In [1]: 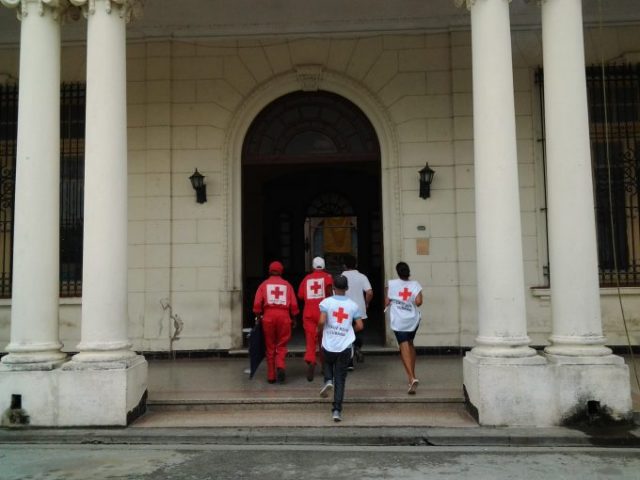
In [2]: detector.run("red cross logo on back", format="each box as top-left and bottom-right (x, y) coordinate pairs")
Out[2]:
(267, 284), (287, 305)
(333, 307), (349, 324)
(310, 281), (322, 295)
(399, 287), (412, 301)
(307, 278), (324, 299)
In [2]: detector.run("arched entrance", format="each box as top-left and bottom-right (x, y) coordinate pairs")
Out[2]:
(241, 90), (385, 344)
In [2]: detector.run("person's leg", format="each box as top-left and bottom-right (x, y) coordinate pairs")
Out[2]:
(332, 347), (352, 414)
(409, 340), (417, 376)
(320, 348), (335, 398)
(261, 314), (277, 382)
(303, 313), (319, 381)
(274, 312), (292, 382)
(398, 341), (416, 383)
(303, 316), (318, 365)
(322, 349), (335, 383)
(316, 331), (324, 365)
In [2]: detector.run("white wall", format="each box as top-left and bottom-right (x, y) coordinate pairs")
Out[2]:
(0, 24), (638, 352)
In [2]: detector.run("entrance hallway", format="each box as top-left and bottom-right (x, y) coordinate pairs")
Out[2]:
(134, 354), (640, 428)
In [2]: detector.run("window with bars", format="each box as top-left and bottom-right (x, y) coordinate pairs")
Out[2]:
(0, 83), (85, 298)
(538, 65), (640, 286)
(0, 85), (17, 298)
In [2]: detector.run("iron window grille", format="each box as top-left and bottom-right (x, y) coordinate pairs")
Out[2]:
(537, 64), (640, 286)
(0, 82), (85, 298)
(0, 84), (17, 298)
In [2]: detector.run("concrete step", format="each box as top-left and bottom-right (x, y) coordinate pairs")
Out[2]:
(135, 401), (476, 428)
(147, 390), (465, 407)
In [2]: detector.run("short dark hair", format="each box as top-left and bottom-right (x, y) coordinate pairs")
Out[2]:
(343, 254), (357, 269)
(396, 261), (410, 279)
(333, 274), (349, 291)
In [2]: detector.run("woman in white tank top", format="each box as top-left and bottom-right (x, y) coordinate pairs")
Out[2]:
(385, 261), (423, 394)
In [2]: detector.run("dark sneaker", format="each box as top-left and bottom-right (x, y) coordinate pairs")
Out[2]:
(277, 368), (286, 384)
(332, 410), (342, 422)
(306, 362), (315, 382)
(267, 379), (276, 384)
(320, 380), (333, 398)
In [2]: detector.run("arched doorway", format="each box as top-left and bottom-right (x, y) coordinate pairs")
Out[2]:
(241, 90), (385, 345)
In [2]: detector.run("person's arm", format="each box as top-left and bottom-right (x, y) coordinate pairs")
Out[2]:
(415, 291), (423, 307)
(252, 284), (264, 316)
(353, 318), (364, 332)
(317, 311), (327, 333)
(384, 286), (390, 309)
(289, 285), (300, 326)
(364, 289), (373, 309)
(325, 283), (333, 298)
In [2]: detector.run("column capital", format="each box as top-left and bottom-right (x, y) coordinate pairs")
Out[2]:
(454, 0), (513, 10)
(69, 0), (143, 22)
(1, 0), (69, 20)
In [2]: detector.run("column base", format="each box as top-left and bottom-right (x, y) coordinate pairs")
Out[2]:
(473, 335), (538, 358)
(66, 349), (138, 367)
(463, 351), (633, 426)
(463, 351), (551, 426)
(0, 355), (148, 427)
(544, 339), (612, 357)
(0, 353), (67, 371)
(545, 352), (632, 425)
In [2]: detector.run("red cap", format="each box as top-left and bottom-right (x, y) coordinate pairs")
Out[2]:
(269, 261), (284, 274)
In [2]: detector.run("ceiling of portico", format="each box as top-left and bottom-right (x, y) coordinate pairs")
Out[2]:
(0, 0), (639, 44)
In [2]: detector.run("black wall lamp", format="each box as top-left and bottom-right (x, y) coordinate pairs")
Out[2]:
(418, 163), (435, 199)
(189, 168), (207, 204)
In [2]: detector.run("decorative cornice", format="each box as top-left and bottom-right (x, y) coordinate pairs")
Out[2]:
(68, 0), (143, 22)
(1, 0), (69, 21)
(295, 64), (324, 92)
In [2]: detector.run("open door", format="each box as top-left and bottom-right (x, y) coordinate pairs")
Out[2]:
(241, 91), (385, 344)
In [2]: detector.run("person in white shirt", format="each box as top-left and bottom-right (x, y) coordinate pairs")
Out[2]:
(341, 254), (372, 368)
(317, 274), (363, 422)
(385, 261), (423, 394)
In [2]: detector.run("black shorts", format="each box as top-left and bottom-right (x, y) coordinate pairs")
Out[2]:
(393, 328), (418, 344)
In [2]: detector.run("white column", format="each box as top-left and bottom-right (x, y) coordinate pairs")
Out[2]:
(0, 0), (66, 368)
(541, 0), (610, 357)
(68, 0), (136, 363)
(469, 0), (535, 358)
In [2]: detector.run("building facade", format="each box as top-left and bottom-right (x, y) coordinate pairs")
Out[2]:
(0, 0), (638, 426)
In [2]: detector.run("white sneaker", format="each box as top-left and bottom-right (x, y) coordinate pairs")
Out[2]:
(320, 381), (333, 398)
(332, 410), (342, 422)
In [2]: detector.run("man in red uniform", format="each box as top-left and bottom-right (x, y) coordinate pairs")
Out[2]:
(253, 260), (299, 384)
(297, 256), (333, 382)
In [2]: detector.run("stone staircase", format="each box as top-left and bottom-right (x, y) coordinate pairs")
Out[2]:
(133, 355), (476, 428)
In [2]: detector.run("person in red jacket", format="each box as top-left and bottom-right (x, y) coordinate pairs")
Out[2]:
(297, 256), (333, 382)
(253, 260), (299, 384)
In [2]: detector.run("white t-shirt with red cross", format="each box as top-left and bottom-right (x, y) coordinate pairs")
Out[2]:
(319, 295), (362, 352)
(387, 279), (422, 332)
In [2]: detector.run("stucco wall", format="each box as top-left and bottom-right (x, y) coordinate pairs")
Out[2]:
(0, 25), (638, 352)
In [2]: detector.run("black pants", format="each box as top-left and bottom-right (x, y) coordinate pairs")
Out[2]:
(322, 346), (352, 413)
